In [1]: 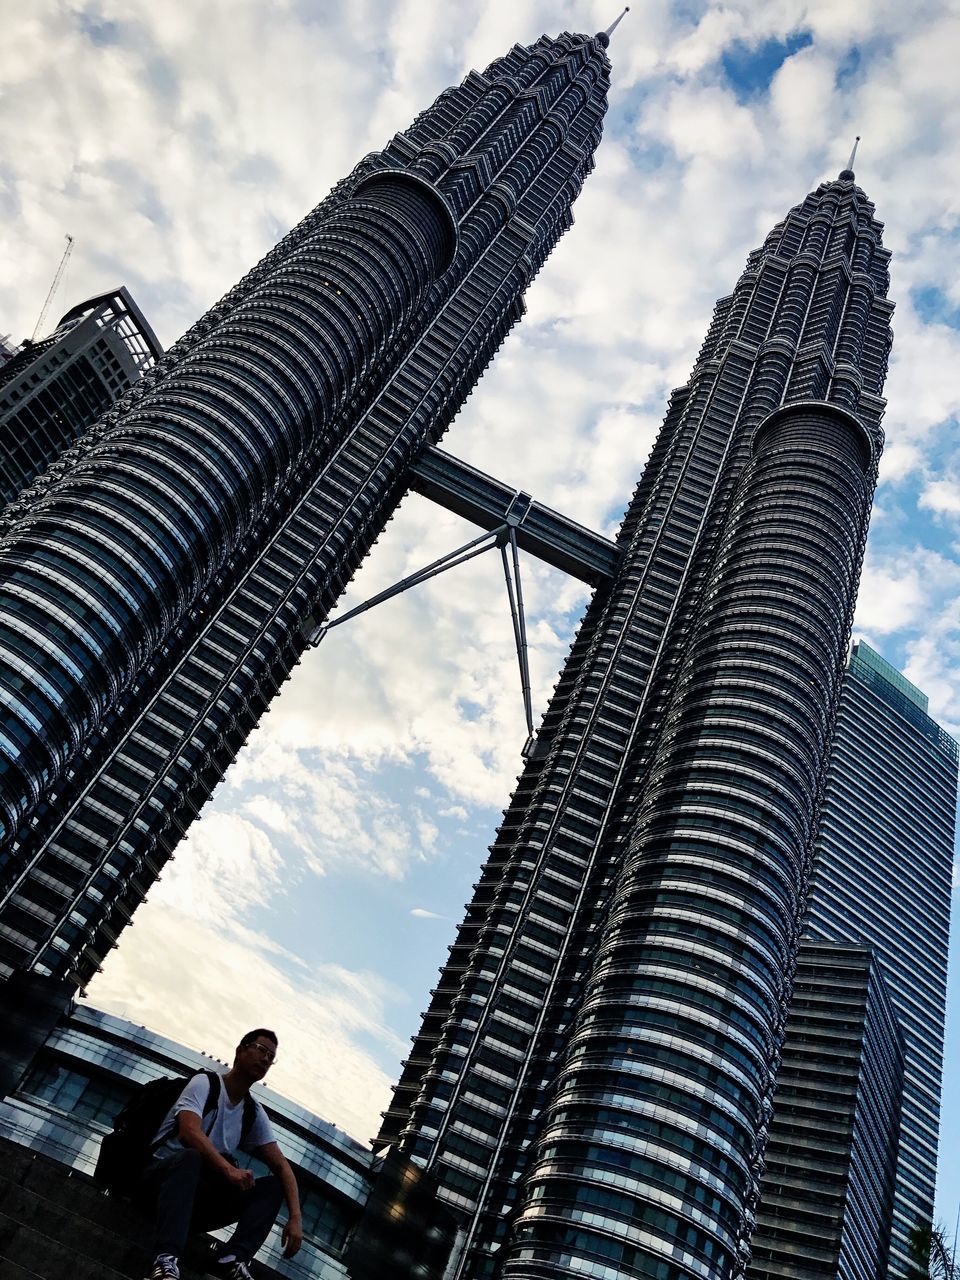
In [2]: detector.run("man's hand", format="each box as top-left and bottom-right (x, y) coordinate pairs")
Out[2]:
(223, 1164), (255, 1192)
(281, 1216), (303, 1258)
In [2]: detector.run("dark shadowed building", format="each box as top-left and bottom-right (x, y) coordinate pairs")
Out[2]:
(798, 642), (956, 1278)
(0, 289), (161, 506)
(0, 1001), (373, 1280)
(747, 940), (903, 1280)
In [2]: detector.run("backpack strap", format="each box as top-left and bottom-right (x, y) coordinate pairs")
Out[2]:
(201, 1073), (258, 1153)
(201, 1070), (221, 1127)
(240, 1094), (258, 1149)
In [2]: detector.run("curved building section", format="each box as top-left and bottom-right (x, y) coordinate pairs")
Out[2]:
(502, 401), (877, 1279)
(0, 173), (455, 847)
(0, 288), (162, 506)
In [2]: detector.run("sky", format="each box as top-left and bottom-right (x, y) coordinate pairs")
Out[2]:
(3, 0), (960, 1230)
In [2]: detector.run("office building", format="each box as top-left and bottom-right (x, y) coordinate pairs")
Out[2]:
(801, 642), (956, 1277)
(0, 1001), (374, 1280)
(0, 27), (612, 1010)
(0, 289), (162, 505)
(381, 163), (895, 1279)
(746, 940), (904, 1279)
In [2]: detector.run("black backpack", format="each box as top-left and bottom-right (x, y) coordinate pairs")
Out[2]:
(94, 1070), (256, 1193)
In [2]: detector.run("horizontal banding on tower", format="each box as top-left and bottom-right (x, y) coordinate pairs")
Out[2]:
(503, 397), (878, 1280)
(752, 399), (875, 472)
(0, 167), (459, 848)
(352, 170), (459, 276)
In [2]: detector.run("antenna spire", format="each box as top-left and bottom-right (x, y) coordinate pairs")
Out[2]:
(606, 6), (630, 35)
(597, 7), (629, 46)
(839, 135), (860, 181)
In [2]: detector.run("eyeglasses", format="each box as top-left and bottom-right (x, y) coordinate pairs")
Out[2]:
(246, 1041), (277, 1064)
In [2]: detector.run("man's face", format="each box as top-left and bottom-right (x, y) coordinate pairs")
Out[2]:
(239, 1036), (277, 1079)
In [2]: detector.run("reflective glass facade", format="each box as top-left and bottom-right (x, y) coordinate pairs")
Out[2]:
(0, 289), (162, 506)
(746, 941), (903, 1279)
(0, 1002), (373, 1279)
(800, 642), (957, 1279)
(0, 31), (612, 985)
(385, 172), (895, 1279)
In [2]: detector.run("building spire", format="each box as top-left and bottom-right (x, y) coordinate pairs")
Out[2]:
(839, 134), (860, 181)
(596, 6), (629, 47)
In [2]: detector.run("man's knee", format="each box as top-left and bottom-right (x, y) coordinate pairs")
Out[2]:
(253, 1172), (284, 1212)
(162, 1148), (204, 1179)
(171, 1148), (203, 1169)
(143, 1147), (204, 1194)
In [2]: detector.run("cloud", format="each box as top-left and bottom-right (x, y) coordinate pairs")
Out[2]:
(228, 736), (444, 879)
(410, 908), (445, 919)
(91, 806), (406, 1139)
(921, 479), (960, 519)
(438, 804), (468, 821)
(150, 811), (281, 925)
(855, 557), (926, 635)
(92, 907), (401, 1140)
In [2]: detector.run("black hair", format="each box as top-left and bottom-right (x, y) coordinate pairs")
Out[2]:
(239, 1028), (278, 1048)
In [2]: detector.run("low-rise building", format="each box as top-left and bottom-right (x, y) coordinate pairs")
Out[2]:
(0, 1002), (374, 1279)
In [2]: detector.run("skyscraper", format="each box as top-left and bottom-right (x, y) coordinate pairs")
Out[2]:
(800, 642), (956, 1278)
(0, 289), (162, 506)
(380, 165), (895, 1278)
(0, 30), (611, 1033)
(746, 939), (904, 1280)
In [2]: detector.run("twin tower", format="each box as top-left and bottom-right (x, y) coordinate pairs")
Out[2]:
(0, 22), (915, 1280)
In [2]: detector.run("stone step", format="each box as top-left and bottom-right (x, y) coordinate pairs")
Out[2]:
(0, 1166), (140, 1239)
(4, 1262), (47, 1280)
(0, 1146), (119, 1222)
(0, 1138), (268, 1280)
(0, 1207), (216, 1280)
(0, 1140), (38, 1184)
(0, 1181), (149, 1276)
(0, 1211), (134, 1280)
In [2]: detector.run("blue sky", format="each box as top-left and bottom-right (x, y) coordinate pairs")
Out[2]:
(3, 0), (960, 1230)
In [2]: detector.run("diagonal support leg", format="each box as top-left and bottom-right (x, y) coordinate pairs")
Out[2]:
(309, 493), (539, 759)
(309, 525), (506, 645)
(500, 528), (535, 755)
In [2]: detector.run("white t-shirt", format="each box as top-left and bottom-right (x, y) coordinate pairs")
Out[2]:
(152, 1073), (274, 1160)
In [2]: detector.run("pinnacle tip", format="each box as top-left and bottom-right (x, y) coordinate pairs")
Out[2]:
(840, 134), (861, 179)
(597, 6), (629, 46)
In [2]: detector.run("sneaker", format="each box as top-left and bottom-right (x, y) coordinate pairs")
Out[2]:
(213, 1260), (255, 1280)
(146, 1257), (180, 1280)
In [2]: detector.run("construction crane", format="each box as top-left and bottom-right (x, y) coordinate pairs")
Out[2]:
(30, 234), (74, 343)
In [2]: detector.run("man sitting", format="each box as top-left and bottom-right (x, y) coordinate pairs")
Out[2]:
(138, 1028), (303, 1280)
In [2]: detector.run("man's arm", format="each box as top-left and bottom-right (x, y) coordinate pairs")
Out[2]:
(177, 1111), (254, 1191)
(254, 1142), (303, 1257)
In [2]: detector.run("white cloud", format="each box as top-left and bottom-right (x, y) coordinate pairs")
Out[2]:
(855, 559), (925, 635)
(438, 804), (469, 821)
(92, 907), (400, 1140)
(921, 479), (960, 519)
(149, 811), (281, 925)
